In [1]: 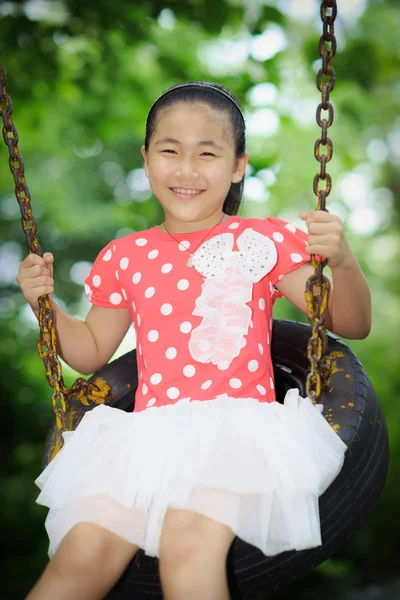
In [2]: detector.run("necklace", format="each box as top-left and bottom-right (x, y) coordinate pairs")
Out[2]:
(162, 213), (226, 267)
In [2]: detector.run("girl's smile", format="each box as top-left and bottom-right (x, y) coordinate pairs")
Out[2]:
(170, 187), (205, 199)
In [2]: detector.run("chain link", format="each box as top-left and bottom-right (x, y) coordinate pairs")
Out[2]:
(305, 0), (337, 405)
(0, 49), (106, 450)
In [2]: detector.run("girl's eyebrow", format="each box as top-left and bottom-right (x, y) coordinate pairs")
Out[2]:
(155, 137), (225, 150)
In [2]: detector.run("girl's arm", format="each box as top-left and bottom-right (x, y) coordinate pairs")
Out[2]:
(17, 252), (131, 375)
(275, 260), (371, 339)
(275, 211), (371, 340)
(33, 300), (132, 375)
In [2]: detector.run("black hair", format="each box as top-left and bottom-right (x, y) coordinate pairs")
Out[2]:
(144, 81), (246, 216)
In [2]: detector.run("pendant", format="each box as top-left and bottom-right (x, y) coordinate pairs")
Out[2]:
(186, 254), (193, 267)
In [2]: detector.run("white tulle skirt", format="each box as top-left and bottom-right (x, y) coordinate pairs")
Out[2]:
(35, 390), (347, 559)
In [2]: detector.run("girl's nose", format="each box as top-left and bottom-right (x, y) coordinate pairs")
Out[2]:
(175, 159), (200, 179)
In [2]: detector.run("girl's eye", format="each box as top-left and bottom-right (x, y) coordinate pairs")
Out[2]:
(160, 150), (215, 157)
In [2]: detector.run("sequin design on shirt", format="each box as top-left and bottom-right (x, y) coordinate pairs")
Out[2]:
(189, 228), (277, 369)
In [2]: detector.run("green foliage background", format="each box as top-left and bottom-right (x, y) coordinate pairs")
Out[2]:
(1, 1), (399, 598)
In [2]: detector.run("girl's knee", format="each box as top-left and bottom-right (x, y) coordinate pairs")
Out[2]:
(159, 510), (235, 571)
(50, 522), (140, 580)
(160, 510), (202, 567)
(159, 532), (202, 572)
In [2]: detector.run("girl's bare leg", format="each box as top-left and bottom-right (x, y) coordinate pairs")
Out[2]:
(159, 508), (236, 600)
(26, 522), (140, 600)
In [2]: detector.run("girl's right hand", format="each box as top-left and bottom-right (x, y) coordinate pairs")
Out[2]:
(16, 252), (55, 310)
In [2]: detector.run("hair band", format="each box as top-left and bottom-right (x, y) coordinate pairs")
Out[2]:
(148, 82), (245, 125)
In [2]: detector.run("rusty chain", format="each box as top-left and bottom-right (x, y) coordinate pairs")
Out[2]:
(305, 0), (337, 404)
(0, 48), (101, 450)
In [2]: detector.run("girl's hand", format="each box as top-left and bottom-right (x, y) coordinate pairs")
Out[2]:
(300, 210), (353, 269)
(16, 252), (54, 310)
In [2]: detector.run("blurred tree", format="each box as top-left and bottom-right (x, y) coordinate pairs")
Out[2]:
(1, 0), (399, 598)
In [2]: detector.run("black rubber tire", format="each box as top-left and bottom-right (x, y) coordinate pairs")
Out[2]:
(41, 320), (389, 599)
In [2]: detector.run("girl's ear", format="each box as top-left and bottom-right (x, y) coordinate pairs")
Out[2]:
(232, 152), (249, 184)
(141, 146), (149, 177)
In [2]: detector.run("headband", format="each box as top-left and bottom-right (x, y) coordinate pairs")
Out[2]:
(148, 82), (245, 126)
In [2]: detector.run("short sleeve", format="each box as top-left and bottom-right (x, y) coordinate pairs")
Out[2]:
(265, 217), (311, 296)
(84, 240), (128, 308)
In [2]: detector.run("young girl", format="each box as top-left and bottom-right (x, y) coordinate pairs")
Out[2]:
(17, 81), (371, 600)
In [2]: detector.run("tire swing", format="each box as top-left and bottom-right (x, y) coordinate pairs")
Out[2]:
(0, 2), (389, 599)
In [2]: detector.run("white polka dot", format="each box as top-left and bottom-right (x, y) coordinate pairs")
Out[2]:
(229, 378), (242, 389)
(249, 319), (253, 328)
(178, 241), (190, 251)
(139, 371), (143, 379)
(167, 387), (180, 400)
(121, 288), (127, 300)
(257, 384), (267, 395)
(285, 224), (296, 233)
(144, 358), (148, 369)
(148, 330), (159, 342)
(120, 257), (129, 270)
(147, 398), (156, 407)
(242, 337), (247, 348)
(183, 365), (196, 377)
(132, 272), (142, 284)
(273, 232), (284, 243)
(102, 249), (112, 261)
(92, 275), (101, 287)
(201, 380), (212, 390)
(135, 238), (148, 246)
(150, 373), (162, 384)
(115, 270), (119, 281)
(291, 253), (303, 263)
(218, 361), (230, 371)
(270, 377), (275, 389)
(161, 303), (173, 315)
(113, 244), (116, 252)
(199, 340), (211, 351)
(148, 249), (159, 259)
(137, 314), (141, 326)
(248, 360), (259, 372)
(258, 298), (265, 310)
(258, 343), (264, 355)
(177, 279), (189, 291)
(269, 281), (274, 294)
(110, 293), (122, 305)
(138, 343), (142, 355)
(228, 222), (240, 229)
(161, 263), (173, 274)
(145, 286), (155, 298)
(267, 333), (270, 345)
(84, 283), (91, 295)
(132, 300), (136, 312)
(180, 321), (192, 334)
(142, 383), (148, 395)
(278, 274), (284, 281)
(166, 347), (177, 359)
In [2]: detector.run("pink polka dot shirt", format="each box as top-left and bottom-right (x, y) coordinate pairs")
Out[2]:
(84, 216), (311, 412)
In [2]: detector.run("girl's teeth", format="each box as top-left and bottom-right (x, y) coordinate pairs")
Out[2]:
(173, 189), (202, 195)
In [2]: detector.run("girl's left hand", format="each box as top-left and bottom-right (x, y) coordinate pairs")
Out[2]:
(299, 210), (352, 269)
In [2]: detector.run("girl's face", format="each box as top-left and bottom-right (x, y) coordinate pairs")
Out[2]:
(141, 103), (248, 233)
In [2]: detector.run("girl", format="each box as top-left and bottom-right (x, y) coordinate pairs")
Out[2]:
(17, 81), (371, 600)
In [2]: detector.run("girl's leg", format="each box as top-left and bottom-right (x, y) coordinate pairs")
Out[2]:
(26, 522), (140, 600)
(159, 508), (236, 600)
